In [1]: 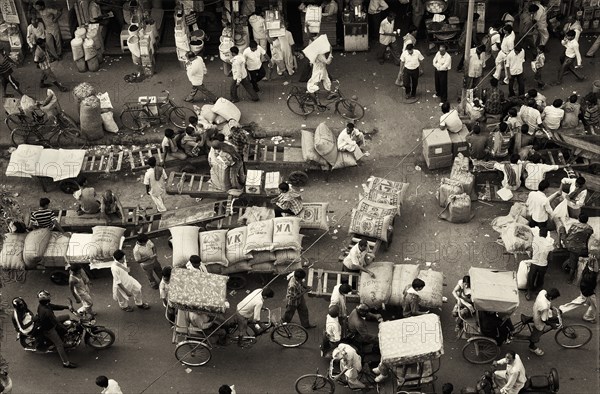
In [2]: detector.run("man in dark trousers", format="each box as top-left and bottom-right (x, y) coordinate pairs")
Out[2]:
(282, 269), (316, 329)
(0, 50), (23, 97)
(37, 290), (77, 368)
(560, 214), (594, 283)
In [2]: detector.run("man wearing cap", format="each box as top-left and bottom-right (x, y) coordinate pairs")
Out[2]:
(36, 290), (77, 368)
(184, 51), (217, 103)
(347, 304), (383, 348)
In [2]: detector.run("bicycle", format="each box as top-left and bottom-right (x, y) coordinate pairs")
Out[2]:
(295, 358), (377, 393)
(119, 89), (195, 131)
(174, 307), (308, 367)
(286, 80), (365, 121)
(10, 107), (83, 148)
(462, 308), (593, 364)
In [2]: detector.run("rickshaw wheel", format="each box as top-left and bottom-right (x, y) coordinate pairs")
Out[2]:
(294, 374), (334, 394)
(462, 337), (500, 364)
(227, 274), (247, 290)
(175, 340), (212, 367)
(59, 179), (81, 194)
(288, 171), (309, 187)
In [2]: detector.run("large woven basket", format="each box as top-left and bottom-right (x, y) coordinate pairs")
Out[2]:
(425, 0), (448, 14)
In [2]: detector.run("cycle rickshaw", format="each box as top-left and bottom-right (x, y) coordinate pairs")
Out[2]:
(459, 267), (593, 365)
(295, 314), (443, 394)
(166, 268), (308, 367)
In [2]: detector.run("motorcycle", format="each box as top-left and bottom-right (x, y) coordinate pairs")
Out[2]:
(17, 299), (115, 352)
(462, 368), (559, 394)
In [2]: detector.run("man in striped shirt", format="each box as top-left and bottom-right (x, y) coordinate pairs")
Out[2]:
(0, 50), (23, 97)
(33, 38), (68, 92)
(29, 197), (63, 232)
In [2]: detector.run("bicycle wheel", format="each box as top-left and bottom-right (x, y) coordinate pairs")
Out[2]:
(57, 128), (87, 148)
(335, 98), (365, 121)
(271, 323), (308, 348)
(120, 109), (145, 131)
(554, 324), (592, 348)
(57, 112), (79, 130)
(462, 337), (500, 364)
(287, 94), (315, 116)
(11, 127), (41, 147)
(174, 340), (212, 367)
(5, 114), (25, 131)
(168, 106), (195, 129)
(295, 374), (334, 394)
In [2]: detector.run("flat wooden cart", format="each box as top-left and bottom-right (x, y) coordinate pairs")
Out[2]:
(165, 171), (273, 201)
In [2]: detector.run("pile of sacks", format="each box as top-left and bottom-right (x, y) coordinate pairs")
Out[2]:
(300, 123), (359, 170)
(194, 97), (241, 134)
(73, 82), (118, 138)
(437, 154), (476, 223)
(170, 217), (304, 275)
(351, 176), (410, 244)
(239, 203), (330, 232)
(0, 226), (124, 270)
(359, 261), (444, 310)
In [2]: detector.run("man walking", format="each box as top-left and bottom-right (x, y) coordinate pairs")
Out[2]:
(95, 376), (123, 394)
(282, 269), (317, 329)
(184, 52), (217, 103)
(433, 44), (451, 102)
(559, 214), (594, 283)
(69, 265), (95, 315)
(525, 227), (554, 301)
(0, 50), (23, 97)
(493, 25), (515, 85)
(34, 38), (68, 92)
(505, 46), (525, 97)
(143, 157), (168, 212)
(111, 249), (150, 312)
(559, 257), (598, 323)
(397, 44), (424, 99)
(34, 0), (62, 58)
(554, 30), (584, 85)
(529, 3), (549, 47)
(133, 233), (163, 289)
(526, 180), (553, 229)
(368, 0), (389, 42)
(243, 40), (266, 92)
(466, 45), (485, 89)
(376, 12), (396, 65)
(229, 46), (259, 103)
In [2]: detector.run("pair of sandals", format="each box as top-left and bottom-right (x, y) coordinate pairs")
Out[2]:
(121, 303), (150, 312)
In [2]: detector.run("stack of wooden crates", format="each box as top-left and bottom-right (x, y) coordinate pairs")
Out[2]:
(422, 126), (470, 170)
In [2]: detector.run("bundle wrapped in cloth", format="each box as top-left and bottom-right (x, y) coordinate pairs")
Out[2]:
(379, 314), (444, 365)
(168, 268), (229, 313)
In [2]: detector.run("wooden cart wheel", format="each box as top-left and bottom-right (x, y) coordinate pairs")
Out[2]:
(288, 171), (309, 187)
(59, 179), (80, 194)
(227, 274), (247, 290)
(50, 270), (69, 285)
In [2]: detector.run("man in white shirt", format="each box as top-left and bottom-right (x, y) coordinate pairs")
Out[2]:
(526, 227), (554, 301)
(321, 305), (342, 356)
(526, 179), (553, 229)
(433, 44), (451, 102)
(397, 44), (424, 99)
(368, 0), (389, 42)
(332, 343), (365, 389)
(337, 122), (367, 161)
(184, 52), (217, 103)
(243, 40), (266, 92)
(96, 375), (123, 394)
(524, 154), (559, 191)
(376, 12), (396, 65)
(493, 154), (523, 191)
(248, 9), (267, 49)
(440, 102), (463, 133)
(493, 25), (515, 84)
(518, 99), (543, 131)
(505, 46), (525, 97)
(235, 287), (274, 338)
(553, 176), (588, 221)
(542, 99), (565, 130)
(229, 46), (259, 103)
(143, 157), (168, 212)
(329, 283), (352, 318)
(529, 3), (549, 46)
(186, 255), (208, 272)
(343, 239), (375, 277)
(529, 288), (560, 355)
(466, 45), (485, 89)
(492, 351), (527, 394)
(555, 30), (584, 85)
(111, 250), (150, 312)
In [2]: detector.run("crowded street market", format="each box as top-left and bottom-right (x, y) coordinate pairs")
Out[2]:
(0, 0), (599, 393)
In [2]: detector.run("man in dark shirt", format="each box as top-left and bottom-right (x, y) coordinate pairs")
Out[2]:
(37, 290), (77, 368)
(347, 304), (382, 347)
(228, 126), (249, 159)
(559, 257), (598, 323)
(466, 125), (489, 160)
(559, 214), (594, 283)
(483, 78), (505, 116)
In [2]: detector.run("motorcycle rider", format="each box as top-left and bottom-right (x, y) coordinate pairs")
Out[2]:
(36, 290), (77, 368)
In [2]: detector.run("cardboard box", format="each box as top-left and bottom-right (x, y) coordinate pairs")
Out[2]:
(449, 125), (469, 157)
(245, 170), (263, 194)
(265, 172), (281, 196)
(422, 128), (452, 160)
(424, 153), (453, 170)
